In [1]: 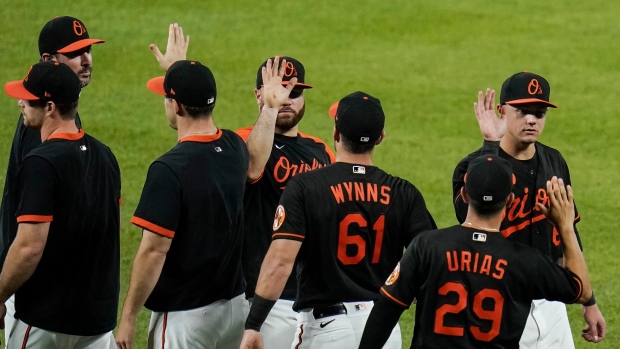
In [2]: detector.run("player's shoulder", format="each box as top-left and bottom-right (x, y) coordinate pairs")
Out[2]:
(234, 126), (253, 141)
(535, 142), (566, 162)
(297, 131), (328, 146)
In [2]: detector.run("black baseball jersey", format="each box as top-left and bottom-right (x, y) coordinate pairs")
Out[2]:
(132, 130), (249, 312)
(453, 141), (581, 262)
(379, 225), (583, 348)
(0, 114), (82, 271)
(236, 127), (335, 300)
(14, 129), (120, 336)
(273, 162), (436, 311)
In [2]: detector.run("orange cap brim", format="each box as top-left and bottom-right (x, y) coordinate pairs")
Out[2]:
(285, 82), (313, 89)
(146, 76), (166, 96)
(506, 98), (557, 108)
(328, 101), (339, 119)
(57, 39), (105, 53)
(4, 81), (39, 100)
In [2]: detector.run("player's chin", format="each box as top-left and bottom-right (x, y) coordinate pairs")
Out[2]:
(79, 76), (92, 88)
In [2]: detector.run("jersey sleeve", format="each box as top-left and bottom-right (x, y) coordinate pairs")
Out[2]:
(379, 240), (421, 308)
(15, 156), (57, 223)
(528, 251), (584, 304)
(272, 177), (306, 242)
(131, 162), (181, 238)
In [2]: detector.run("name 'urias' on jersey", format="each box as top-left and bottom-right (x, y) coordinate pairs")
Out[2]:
(273, 162), (435, 311)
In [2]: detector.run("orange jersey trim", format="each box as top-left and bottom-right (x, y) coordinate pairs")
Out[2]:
(47, 129), (84, 141)
(235, 126), (253, 141)
(380, 287), (408, 307)
(179, 129), (222, 143)
(272, 232), (305, 240)
(17, 215), (53, 223)
(570, 276), (584, 304)
(131, 216), (175, 238)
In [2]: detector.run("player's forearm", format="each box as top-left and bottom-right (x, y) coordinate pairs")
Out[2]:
(246, 107), (279, 181)
(254, 259), (292, 301)
(120, 244), (167, 320)
(559, 223), (592, 303)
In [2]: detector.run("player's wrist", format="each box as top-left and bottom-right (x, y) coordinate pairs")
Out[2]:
(245, 294), (276, 332)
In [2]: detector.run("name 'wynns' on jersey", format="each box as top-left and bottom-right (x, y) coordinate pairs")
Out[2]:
(273, 162), (435, 311)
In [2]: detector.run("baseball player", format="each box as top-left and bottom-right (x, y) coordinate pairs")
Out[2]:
(115, 59), (249, 349)
(0, 16), (104, 342)
(452, 73), (605, 346)
(0, 61), (121, 348)
(236, 56), (335, 349)
(360, 156), (593, 349)
(240, 91), (436, 349)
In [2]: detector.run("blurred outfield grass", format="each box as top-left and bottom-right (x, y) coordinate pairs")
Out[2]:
(0, 0), (618, 348)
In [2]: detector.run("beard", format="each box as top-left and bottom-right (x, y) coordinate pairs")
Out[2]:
(77, 67), (92, 88)
(275, 104), (305, 132)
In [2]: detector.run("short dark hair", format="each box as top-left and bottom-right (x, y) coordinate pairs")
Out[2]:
(27, 99), (78, 120)
(180, 103), (215, 119)
(340, 132), (376, 154)
(469, 197), (509, 219)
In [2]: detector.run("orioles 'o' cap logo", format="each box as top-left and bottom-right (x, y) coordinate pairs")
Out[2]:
(527, 79), (542, 95)
(385, 262), (401, 286)
(73, 20), (86, 36)
(284, 61), (297, 78)
(273, 205), (286, 231)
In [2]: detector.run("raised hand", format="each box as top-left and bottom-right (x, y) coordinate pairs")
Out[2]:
(150, 23), (189, 71)
(474, 89), (506, 141)
(536, 176), (575, 229)
(260, 56), (297, 109)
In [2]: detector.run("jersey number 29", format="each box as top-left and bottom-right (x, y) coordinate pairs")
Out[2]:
(434, 282), (504, 342)
(337, 213), (385, 265)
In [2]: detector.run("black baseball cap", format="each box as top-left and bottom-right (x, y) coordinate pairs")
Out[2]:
(328, 91), (385, 144)
(256, 56), (313, 90)
(38, 16), (105, 56)
(465, 155), (514, 206)
(147, 60), (217, 108)
(500, 71), (557, 108)
(4, 61), (81, 103)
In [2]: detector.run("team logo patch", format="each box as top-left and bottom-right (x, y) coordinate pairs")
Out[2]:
(472, 232), (487, 242)
(385, 262), (400, 286)
(353, 165), (366, 174)
(273, 205), (286, 231)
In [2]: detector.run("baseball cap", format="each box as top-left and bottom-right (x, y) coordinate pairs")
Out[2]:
(500, 71), (557, 108)
(147, 60), (216, 108)
(465, 155), (514, 206)
(4, 61), (81, 103)
(256, 56), (313, 89)
(39, 16), (105, 56)
(328, 91), (385, 144)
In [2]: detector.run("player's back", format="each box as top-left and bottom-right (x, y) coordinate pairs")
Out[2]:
(277, 162), (434, 311)
(400, 225), (582, 348)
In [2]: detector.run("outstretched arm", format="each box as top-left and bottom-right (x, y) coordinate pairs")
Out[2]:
(245, 57), (297, 181)
(150, 23), (189, 71)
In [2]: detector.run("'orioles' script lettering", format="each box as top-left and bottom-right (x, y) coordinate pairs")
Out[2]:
(329, 182), (391, 205)
(446, 250), (507, 280)
(273, 157), (328, 184)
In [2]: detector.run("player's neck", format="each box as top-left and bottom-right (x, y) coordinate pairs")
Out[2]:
(275, 125), (298, 137)
(336, 152), (373, 166)
(500, 137), (536, 160)
(41, 119), (79, 142)
(177, 119), (218, 141)
(462, 212), (502, 233)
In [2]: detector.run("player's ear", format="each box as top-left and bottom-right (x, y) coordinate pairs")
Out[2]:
(497, 103), (504, 115)
(45, 101), (56, 117)
(41, 53), (53, 62)
(375, 130), (386, 145)
(333, 126), (340, 142)
(254, 88), (262, 106)
(460, 187), (469, 204)
(172, 99), (182, 116)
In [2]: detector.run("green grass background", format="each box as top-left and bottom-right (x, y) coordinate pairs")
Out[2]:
(0, 0), (617, 347)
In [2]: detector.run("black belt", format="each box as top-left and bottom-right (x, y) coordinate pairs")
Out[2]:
(313, 303), (347, 319)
